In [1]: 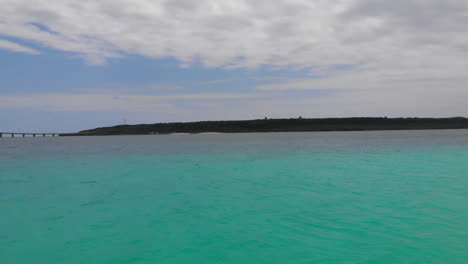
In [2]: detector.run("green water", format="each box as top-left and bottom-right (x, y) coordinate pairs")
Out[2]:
(1, 131), (467, 263)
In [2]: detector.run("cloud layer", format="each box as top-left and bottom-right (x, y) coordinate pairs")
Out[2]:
(0, 0), (466, 69)
(0, 39), (40, 54)
(0, 92), (258, 112)
(1, 0), (468, 126)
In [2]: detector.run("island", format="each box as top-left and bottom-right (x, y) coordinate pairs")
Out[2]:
(63, 117), (468, 136)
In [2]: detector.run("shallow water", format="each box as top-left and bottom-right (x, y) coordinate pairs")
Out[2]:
(1, 130), (468, 263)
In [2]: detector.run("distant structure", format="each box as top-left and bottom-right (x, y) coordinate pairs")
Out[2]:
(0, 132), (62, 138)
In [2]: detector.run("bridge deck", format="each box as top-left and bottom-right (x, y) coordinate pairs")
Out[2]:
(0, 132), (67, 137)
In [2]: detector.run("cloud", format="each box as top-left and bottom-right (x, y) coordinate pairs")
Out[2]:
(0, 0), (465, 70)
(0, 39), (40, 54)
(0, 92), (259, 112)
(253, 60), (468, 117)
(1, 1), (468, 119)
(80, 83), (185, 95)
(2, 82), (467, 120)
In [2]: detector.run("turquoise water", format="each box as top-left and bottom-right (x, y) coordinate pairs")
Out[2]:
(1, 130), (467, 263)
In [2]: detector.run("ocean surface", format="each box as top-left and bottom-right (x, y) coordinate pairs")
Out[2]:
(1, 130), (467, 264)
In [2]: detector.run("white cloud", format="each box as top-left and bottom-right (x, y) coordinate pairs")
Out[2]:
(2, 84), (467, 120)
(0, 0), (466, 70)
(0, 92), (259, 112)
(0, 39), (40, 54)
(79, 83), (185, 95)
(1, 1), (468, 118)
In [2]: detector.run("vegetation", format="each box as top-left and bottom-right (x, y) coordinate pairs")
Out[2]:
(65, 117), (468, 136)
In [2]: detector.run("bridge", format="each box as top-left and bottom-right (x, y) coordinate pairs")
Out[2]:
(0, 132), (64, 138)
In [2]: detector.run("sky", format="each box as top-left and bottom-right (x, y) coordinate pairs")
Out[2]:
(1, 0), (468, 132)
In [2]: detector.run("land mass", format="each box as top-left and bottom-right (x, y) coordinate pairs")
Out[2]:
(66, 117), (468, 136)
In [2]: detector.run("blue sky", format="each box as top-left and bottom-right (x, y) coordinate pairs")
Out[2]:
(1, 0), (468, 132)
(0, 45), (338, 132)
